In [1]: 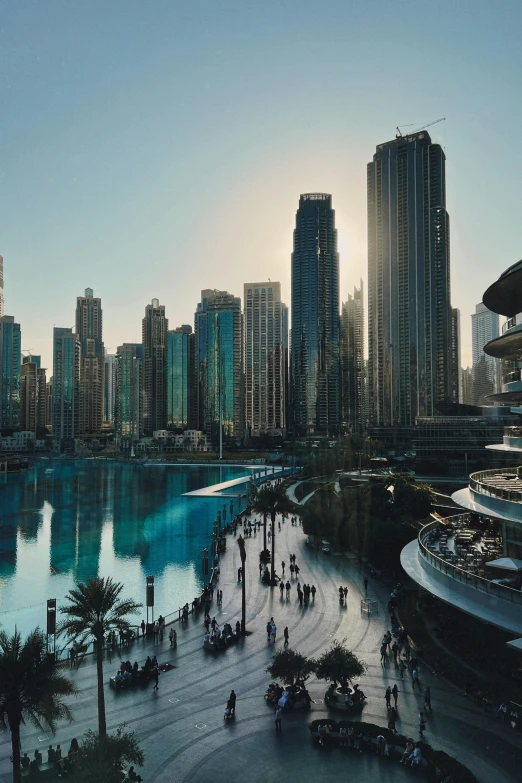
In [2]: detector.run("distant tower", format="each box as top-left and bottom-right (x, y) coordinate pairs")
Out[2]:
(471, 303), (500, 405)
(291, 194), (340, 436)
(20, 355), (47, 432)
(142, 299), (168, 435)
(167, 325), (195, 430)
(0, 255), (4, 318)
(244, 282), (287, 437)
(76, 288), (104, 434)
(52, 327), (81, 449)
(341, 281), (365, 433)
(368, 131), (453, 425)
(0, 315), (21, 429)
(104, 352), (117, 424)
(450, 308), (461, 404)
(115, 343), (144, 441)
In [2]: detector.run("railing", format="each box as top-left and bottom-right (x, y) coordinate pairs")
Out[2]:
(469, 468), (522, 502)
(503, 370), (522, 385)
(503, 316), (517, 334)
(418, 518), (522, 605)
(504, 426), (522, 438)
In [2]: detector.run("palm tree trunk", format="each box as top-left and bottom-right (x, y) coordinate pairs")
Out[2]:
(96, 636), (107, 736)
(263, 513), (267, 552)
(241, 555), (246, 634)
(10, 720), (22, 783)
(270, 512), (276, 584)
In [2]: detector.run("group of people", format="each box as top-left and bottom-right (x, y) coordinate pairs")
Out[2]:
(297, 582), (315, 605)
(266, 617), (277, 642)
(114, 655), (160, 689)
(21, 738), (80, 777)
(204, 618), (241, 649)
(338, 585), (349, 604)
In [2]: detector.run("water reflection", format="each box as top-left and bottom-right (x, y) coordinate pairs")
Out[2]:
(0, 461), (249, 635)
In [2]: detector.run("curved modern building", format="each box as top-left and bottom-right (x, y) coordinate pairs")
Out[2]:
(401, 261), (522, 636)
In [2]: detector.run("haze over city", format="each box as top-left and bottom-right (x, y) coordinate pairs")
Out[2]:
(1, 0), (522, 369)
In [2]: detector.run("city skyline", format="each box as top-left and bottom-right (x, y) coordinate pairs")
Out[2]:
(1, 2), (521, 371)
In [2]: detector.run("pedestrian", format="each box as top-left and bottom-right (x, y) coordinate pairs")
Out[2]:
(279, 581), (284, 597)
(295, 565), (300, 577)
(281, 560), (285, 575)
(392, 683), (398, 707)
(385, 686), (392, 709)
(169, 627), (177, 648)
(271, 621), (277, 643)
(284, 627), (289, 647)
(380, 643), (387, 664)
(388, 711), (397, 734)
(286, 580), (291, 596)
(267, 620), (272, 642)
(290, 563), (295, 576)
(423, 686), (432, 712)
(275, 707), (282, 732)
(153, 621), (159, 644)
(259, 562), (263, 576)
(343, 586), (348, 600)
(412, 668), (420, 691)
(418, 711), (426, 737)
(399, 660), (406, 681)
(392, 641), (398, 663)
(298, 590), (303, 606)
(158, 615), (164, 641)
(152, 667), (159, 692)
(140, 619), (145, 637)
(363, 577), (368, 593)
(229, 690), (236, 715)
(311, 585), (316, 600)
(211, 616), (217, 631)
(238, 566), (242, 582)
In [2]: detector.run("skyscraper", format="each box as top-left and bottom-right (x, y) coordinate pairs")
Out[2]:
(291, 194), (340, 436)
(115, 343), (144, 441)
(20, 355), (47, 432)
(194, 290), (244, 445)
(471, 302), (500, 405)
(104, 352), (117, 424)
(142, 299), (168, 435)
(244, 282), (287, 437)
(367, 131), (452, 425)
(52, 327), (80, 448)
(0, 315), (21, 429)
(76, 288), (104, 434)
(450, 308), (461, 404)
(167, 325), (194, 430)
(341, 281), (365, 433)
(0, 255), (4, 318)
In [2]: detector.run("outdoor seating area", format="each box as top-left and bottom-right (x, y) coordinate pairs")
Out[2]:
(470, 469), (522, 502)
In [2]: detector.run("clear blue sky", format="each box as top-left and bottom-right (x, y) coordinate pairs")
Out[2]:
(1, 0), (521, 369)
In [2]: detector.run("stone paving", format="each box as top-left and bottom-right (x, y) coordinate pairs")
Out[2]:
(0, 490), (521, 782)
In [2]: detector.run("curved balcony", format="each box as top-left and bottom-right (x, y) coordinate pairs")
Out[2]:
(401, 517), (522, 634)
(484, 321), (522, 359)
(452, 468), (522, 521)
(482, 259), (522, 317)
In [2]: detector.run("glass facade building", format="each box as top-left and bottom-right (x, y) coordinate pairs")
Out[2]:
(368, 131), (453, 426)
(52, 327), (80, 448)
(471, 303), (500, 405)
(341, 281), (365, 433)
(142, 299), (168, 435)
(195, 290), (244, 446)
(244, 282), (287, 437)
(290, 194), (340, 436)
(20, 355), (47, 432)
(115, 343), (144, 441)
(76, 288), (104, 434)
(167, 325), (194, 430)
(0, 315), (21, 430)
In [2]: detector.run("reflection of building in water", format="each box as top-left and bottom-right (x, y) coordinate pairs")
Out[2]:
(112, 466), (150, 562)
(0, 476), (18, 571)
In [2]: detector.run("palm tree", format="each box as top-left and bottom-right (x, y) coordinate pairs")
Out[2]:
(58, 577), (142, 736)
(0, 629), (77, 783)
(252, 485), (295, 584)
(237, 535), (247, 635)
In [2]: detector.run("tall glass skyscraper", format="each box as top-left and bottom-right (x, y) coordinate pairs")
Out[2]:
(367, 131), (453, 426)
(104, 352), (116, 424)
(76, 288), (104, 434)
(0, 255), (4, 318)
(167, 325), (194, 429)
(52, 327), (80, 448)
(291, 194), (340, 436)
(471, 303), (500, 404)
(341, 281), (365, 433)
(244, 282), (287, 437)
(142, 299), (168, 435)
(115, 343), (144, 441)
(0, 315), (21, 429)
(195, 290), (244, 445)
(20, 355), (47, 432)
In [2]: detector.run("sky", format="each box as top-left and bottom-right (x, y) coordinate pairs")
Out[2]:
(1, 0), (521, 370)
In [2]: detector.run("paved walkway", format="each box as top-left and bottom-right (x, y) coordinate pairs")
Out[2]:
(0, 491), (521, 783)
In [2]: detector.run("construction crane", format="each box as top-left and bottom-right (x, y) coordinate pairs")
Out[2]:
(396, 117), (445, 138)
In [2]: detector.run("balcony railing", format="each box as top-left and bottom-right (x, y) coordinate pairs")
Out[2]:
(503, 316), (517, 334)
(418, 518), (522, 605)
(469, 468), (522, 502)
(503, 369), (522, 385)
(504, 426), (522, 438)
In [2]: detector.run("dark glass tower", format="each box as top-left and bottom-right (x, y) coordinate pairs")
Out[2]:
(367, 131), (452, 426)
(167, 325), (195, 429)
(142, 299), (168, 435)
(291, 194), (340, 435)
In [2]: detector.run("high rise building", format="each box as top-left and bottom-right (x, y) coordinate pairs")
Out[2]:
(142, 299), (168, 435)
(461, 366), (473, 406)
(0, 254), (4, 318)
(341, 281), (365, 433)
(46, 377), (53, 427)
(368, 131), (453, 426)
(290, 194), (340, 436)
(20, 355), (47, 432)
(104, 352), (117, 424)
(450, 308), (461, 404)
(167, 325), (194, 430)
(0, 315), (21, 429)
(194, 289), (244, 445)
(52, 327), (81, 448)
(244, 282), (287, 437)
(471, 302), (500, 405)
(76, 288), (104, 434)
(115, 343), (144, 441)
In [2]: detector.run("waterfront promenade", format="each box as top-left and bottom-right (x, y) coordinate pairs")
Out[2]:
(0, 495), (521, 782)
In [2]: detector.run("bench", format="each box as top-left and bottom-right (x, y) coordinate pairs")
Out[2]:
(21, 761), (57, 779)
(308, 725), (427, 770)
(203, 633), (239, 652)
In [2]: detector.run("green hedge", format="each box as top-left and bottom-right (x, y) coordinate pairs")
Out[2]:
(308, 719), (478, 782)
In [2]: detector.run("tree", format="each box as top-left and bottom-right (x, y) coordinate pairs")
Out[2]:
(252, 485), (295, 583)
(58, 577), (142, 736)
(266, 649), (315, 688)
(0, 629), (77, 783)
(314, 639), (366, 693)
(237, 535), (247, 635)
(69, 725), (144, 783)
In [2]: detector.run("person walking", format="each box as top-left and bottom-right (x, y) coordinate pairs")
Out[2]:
(423, 686), (432, 712)
(343, 586), (348, 601)
(418, 711), (426, 737)
(412, 668), (421, 691)
(281, 560), (285, 576)
(363, 577), (368, 594)
(238, 566), (242, 582)
(295, 565), (300, 577)
(311, 585), (316, 600)
(279, 581), (284, 597)
(380, 643), (387, 665)
(229, 690), (236, 715)
(283, 627), (289, 647)
(271, 621), (277, 643)
(169, 627), (177, 648)
(259, 562), (263, 576)
(399, 660), (406, 681)
(153, 621), (160, 644)
(275, 707), (282, 732)
(140, 619), (146, 637)
(392, 683), (399, 708)
(267, 620), (272, 642)
(391, 640), (398, 663)
(385, 686), (392, 709)
(152, 666), (159, 692)
(285, 580), (291, 597)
